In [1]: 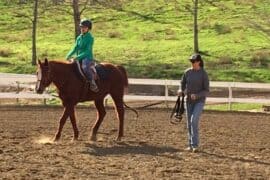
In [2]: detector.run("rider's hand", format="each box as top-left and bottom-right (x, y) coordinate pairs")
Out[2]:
(68, 58), (74, 63)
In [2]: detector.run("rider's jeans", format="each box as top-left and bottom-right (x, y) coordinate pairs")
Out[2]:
(186, 101), (205, 148)
(82, 58), (93, 81)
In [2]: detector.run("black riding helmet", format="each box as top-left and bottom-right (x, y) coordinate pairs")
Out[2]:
(189, 53), (202, 61)
(80, 19), (92, 30)
(189, 53), (204, 68)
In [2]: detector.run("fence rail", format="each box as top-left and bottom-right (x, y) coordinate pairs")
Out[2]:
(1, 73), (270, 108)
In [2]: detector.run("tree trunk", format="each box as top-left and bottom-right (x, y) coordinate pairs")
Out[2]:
(32, 0), (38, 65)
(72, 0), (81, 39)
(193, 0), (199, 53)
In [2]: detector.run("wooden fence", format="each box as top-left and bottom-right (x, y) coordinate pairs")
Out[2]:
(1, 73), (270, 108)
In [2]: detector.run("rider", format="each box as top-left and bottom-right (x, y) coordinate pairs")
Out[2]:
(66, 18), (99, 92)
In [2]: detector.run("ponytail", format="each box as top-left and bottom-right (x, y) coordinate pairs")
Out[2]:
(199, 59), (204, 68)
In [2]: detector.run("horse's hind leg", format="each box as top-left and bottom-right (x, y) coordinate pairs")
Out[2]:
(91, 98), (106, 141)
(111, 94), (124, 141)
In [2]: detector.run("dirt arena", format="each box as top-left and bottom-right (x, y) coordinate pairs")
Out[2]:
(0, 105), (269, 179)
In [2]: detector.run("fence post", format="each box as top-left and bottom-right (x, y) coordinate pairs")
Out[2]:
(228, 83), (232, 110)
(165, 79), (168, 107)
(16, 81), (20, 104)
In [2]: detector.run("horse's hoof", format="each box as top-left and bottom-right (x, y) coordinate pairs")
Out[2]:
(90, 136), (97, 141)
(53, 134), (61, 142)
(53, 137), (59, 142)
(72, 137), (79, 142)
(116, 137), (122, 141)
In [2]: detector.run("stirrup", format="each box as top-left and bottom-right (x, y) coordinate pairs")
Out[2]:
(89, 81), (99, 92)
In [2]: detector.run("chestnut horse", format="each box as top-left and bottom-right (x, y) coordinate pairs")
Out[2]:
(36, 58), (132, 141)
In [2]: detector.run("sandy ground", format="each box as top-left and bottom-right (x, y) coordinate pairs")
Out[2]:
(0, 106), (270, 180)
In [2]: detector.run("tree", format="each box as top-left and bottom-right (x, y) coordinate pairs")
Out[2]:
(72, 0), (81, 38)
(193, 0), (199, 53)
(54, 0), (126, 39)
(13, 0), (39, 65)
(13, 0), (52, 65)
(53, 0), (90, 38)
(32, 0), (38, 65)
(172, 0), (200, 53)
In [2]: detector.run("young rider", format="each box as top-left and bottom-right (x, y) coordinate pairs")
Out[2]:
(66, 19), (98, 92)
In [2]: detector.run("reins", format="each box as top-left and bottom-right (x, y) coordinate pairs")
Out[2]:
(170, 93), (185, 124)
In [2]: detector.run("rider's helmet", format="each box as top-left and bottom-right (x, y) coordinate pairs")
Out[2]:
(189, 53), (202, 61)
(80, 19), (92, 30)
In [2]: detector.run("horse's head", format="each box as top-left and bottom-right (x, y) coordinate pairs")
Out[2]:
(35, 58), (52, 94)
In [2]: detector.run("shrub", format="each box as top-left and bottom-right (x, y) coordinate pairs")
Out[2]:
(142, 32), (158, 41)
(214, 23), (232, 34)
(218, 56), (233, 65)
(108, 31), (122, 38)
(0, 48), (12, 57)
(250, 50), (270, 67)
(164, 29), (178, 40)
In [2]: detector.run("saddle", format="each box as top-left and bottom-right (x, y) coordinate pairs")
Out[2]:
(73, 61), (109, 81)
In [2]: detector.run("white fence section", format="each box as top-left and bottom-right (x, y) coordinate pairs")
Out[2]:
(1, 73), (270, 107)
(0, 73), (54, 103)
(125, 79), (270, 107)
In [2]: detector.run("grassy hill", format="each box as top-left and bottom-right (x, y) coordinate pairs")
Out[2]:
(0, 0), (269, 82)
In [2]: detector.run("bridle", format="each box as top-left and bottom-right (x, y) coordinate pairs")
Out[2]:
(36, 64), (51, 92)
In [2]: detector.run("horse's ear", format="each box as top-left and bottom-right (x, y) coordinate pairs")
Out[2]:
(44, 58), (48, 66)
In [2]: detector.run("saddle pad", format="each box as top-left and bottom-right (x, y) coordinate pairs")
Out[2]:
(73, 62), (109, 81)
(95, 64), (109, 80)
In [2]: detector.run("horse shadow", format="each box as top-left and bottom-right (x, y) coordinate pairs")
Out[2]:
(83, 141), (181, 160)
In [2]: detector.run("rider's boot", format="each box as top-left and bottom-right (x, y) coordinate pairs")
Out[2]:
(89, 80), (99, 92)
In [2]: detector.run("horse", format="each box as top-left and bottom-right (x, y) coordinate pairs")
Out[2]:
(35, 58), (135, 142)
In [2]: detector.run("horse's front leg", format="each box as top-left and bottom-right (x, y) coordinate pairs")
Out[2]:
(53, 105), (77, 141)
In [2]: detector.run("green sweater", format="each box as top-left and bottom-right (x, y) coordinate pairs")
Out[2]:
(66, 32), (94, 61)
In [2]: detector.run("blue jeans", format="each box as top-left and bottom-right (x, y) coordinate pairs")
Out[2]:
(186, 101), (205, 148)
(82, 59), (94, 81)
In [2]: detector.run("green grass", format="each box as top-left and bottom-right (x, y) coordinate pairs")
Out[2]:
(0, 0), (270, 82)
(205, 103), (263, 112)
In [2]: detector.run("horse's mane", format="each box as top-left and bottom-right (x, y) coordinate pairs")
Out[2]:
(47, 60), (74, 79)
(49, 60), (70, 65)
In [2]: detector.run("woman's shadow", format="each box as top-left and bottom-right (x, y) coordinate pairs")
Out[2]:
(83, 141), (181, 160)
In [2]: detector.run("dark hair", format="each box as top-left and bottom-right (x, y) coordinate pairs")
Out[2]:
(199, 59), (204, 68)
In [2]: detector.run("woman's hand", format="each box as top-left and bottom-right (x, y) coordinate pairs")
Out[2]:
(190, 94), (197, 100)
(177, 90), (184, 96)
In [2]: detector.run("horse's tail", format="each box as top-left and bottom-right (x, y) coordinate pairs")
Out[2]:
(116, 65), (128, 92)
(116, 65), (138, 118)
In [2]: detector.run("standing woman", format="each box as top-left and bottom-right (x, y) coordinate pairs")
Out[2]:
(66, 19), (99, 92)
(178, 54), (209, 152)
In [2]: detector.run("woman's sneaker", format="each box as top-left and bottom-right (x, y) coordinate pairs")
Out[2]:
(185, 147), (192, 152)
(192, 147), (199, 153)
